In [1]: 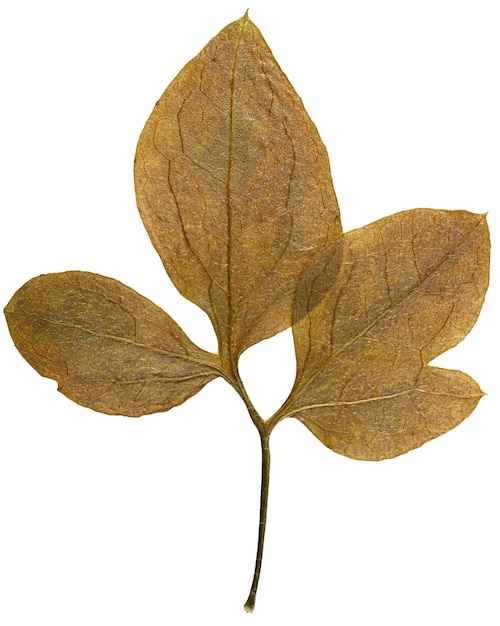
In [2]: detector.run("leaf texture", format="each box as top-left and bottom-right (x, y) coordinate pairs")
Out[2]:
(134, 14), (342, 363)
(280, 209), (489, 460)
(5, 272), (220, 416)
(2, 13), (491, 611)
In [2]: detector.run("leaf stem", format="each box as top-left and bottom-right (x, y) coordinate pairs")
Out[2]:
(226, 368), (273, 611)
(244, 428), (271, 613)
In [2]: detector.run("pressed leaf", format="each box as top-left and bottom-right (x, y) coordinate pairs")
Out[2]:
(134, 13), (341, 364)
(5, 271), (220, 416)
(278, 209), (489, 460)
(3, 13), (491, 613)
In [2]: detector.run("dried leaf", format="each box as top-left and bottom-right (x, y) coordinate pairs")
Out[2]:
(3, 13), (491, 613)
(134, 13), (341, 364)
(5, 272), (221, 416)
(277, 209), (489, 460)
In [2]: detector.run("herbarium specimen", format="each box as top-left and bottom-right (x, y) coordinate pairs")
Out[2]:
(4, 13), (490, 611)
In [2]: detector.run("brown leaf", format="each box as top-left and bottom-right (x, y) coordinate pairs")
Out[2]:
(5, 272), (221, 416)
(278, 209), (489, 460)
(134, 13), (341, 364)
(3, 12), (492, 612)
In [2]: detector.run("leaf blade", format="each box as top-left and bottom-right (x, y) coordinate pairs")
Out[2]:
(281, 209), (489, 460)
(293, 367), (483, 461)
(134, 14), (342, 362)
(5, 271), (220, 416)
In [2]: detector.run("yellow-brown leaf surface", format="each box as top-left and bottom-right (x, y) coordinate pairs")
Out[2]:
(5, 272), (220, 416)
(134, 14), (341, 364)
(3, 13), (492, 611)
(278, 209), (489, 460)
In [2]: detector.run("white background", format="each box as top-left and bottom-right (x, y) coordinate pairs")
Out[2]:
(1, 1), (498, 624)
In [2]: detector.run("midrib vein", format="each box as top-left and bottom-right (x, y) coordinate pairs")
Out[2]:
(284, 385), (483, 418)
(37, 316), (221, 373)
(225, 22), (245, 366)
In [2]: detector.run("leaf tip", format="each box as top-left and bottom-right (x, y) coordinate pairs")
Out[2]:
(4, 294), (16, 324)
(240, 9), (253, 26)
